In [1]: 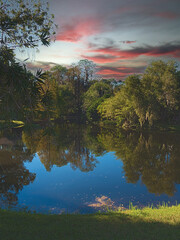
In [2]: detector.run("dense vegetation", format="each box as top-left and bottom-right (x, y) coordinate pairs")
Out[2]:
(1, 1), (180, 129)
(1, 51), (180, 129)
(1, 0), (180, 130)
(98, 61), (180, 128)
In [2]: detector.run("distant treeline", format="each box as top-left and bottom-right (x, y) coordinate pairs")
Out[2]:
(0, 48), (180, 128)
(1, 0), (180, 129)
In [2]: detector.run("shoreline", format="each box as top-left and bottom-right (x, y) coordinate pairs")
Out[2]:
(1, 119), (180, 132)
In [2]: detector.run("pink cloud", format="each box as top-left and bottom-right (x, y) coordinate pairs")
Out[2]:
(84, 42), (180, 64)
(154, 11), (180, 19)
(96, 66), (145, 80)
(87, 47), (141, 60)
(80, 54), (120, 63)
(96, 69), (135, 80)
(56, 18), (101, 42)
(97, 69), (128, 76)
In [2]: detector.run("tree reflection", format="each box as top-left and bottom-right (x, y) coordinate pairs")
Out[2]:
(98, 129), (180, 196)
(22, 124), (105, 172)
(0, 129), (36, 207)
(1, 124), (179, 203)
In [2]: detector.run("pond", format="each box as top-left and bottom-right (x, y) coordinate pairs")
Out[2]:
(0, 124), (180, 213)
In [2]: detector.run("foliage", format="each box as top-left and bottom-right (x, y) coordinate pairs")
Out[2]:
(98, 85), (138, 129)
(0, 1), (179, 128)
(83, 80), (113, 121)
(37, 68), (76, 120)
(0, 0), (56, 122)
(77, 59), (96, 83)
(1, 26), (180, 130)
(0, 56), (45, 121)
(99, 61), (180, 128)
(0, 0), (56, 48)
(141, 61), (180, 125)
(37, 59), (98, 121)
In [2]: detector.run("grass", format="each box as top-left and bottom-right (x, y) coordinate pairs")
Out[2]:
(0, 205), (180, 240)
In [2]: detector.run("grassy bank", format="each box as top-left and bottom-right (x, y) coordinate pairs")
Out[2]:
(0, 205), (180, 240)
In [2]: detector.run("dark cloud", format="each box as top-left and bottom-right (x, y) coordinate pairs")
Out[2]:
(32, 0), (180, 79)
(130, 42), (180, 57)
(52, 0), (180, 45)
(98, 65), (145, 73)
(80, 54), (120, 63)
(84, 42), (180, 64)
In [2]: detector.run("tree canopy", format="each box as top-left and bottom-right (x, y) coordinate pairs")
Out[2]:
(0, 0), (56, 123)
(0, 0), (56, 49)
(98, 61), (180, 129)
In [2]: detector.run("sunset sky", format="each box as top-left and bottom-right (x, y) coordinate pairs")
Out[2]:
(20, 0), (180, 80)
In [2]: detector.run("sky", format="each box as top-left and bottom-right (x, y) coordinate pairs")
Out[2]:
(19, 0), (180, 80)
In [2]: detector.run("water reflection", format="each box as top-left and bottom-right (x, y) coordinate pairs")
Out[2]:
(99, 130), (180, 196)
(0, 124), (180, 210)
(0, 129), (36, 207)
(22, 125), (101, 172)
(88, 196), (115, 210)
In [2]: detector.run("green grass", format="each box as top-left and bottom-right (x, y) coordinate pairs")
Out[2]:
(0, 205), (180, 240)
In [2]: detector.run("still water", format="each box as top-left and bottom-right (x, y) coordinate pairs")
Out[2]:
(0, 124), (180, 213)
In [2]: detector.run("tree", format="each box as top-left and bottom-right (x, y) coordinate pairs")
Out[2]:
(98, 61), (180, 128)
(66, 65), (84, 117)
(98, 79), (139, 129)
(0, 0), (56, 122)
(142, 60), (180, 124)
(77, 59), (96, 84)
(39, 66), (79, 120)
(50, 65), (67, 85)
(0, 61), (45, 121)
(83, 81), (113, 121)
(0, 0), (56, 49)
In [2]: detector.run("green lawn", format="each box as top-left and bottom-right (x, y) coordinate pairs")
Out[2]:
(0, 205), (180, 240)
